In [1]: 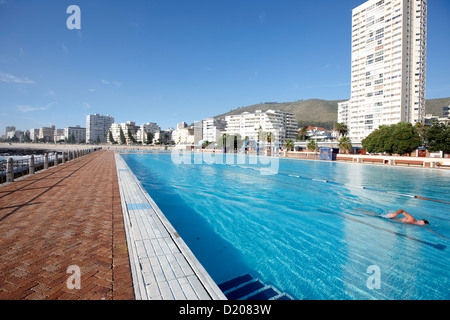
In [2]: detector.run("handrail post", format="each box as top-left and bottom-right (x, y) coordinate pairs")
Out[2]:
(6, 158), (14, 183)
(44, 153), (49, 169)
(29, 155), (35, 174)
(54, 152), (59, 166)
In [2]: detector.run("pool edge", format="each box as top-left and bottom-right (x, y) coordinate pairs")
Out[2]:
(115, 152), (227, 300)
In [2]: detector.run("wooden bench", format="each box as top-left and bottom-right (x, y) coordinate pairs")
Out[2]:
(394, 159), (424, 167)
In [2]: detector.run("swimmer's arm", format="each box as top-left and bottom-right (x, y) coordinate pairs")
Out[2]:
(387, 209), (410, 219)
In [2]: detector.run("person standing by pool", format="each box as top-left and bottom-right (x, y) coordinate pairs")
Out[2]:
(385, 209), (429, 226)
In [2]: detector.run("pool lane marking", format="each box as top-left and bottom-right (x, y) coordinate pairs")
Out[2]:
(186, 161), (450, 205)
(277, 170), (450, 205)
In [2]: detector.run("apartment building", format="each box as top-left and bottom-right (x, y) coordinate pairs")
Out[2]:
(109, 121), (138, 145)
(340, 0), (427, 142)
(54, 129), (65, 142)
(172, 124), (195, 145)
(224, 109), (298, 145)
(86, 114), (114, 143)
(39, 126), (56, 142)
(136, 122), (161, 144)
(29, 129), (39, 142)
(202, 118), (226, 143)
(337, 101), (350, 125)
(64, 125), (86, 143)
(443, 106), (449, 118)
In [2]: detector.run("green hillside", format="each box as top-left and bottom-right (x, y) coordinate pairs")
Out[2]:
(214, 97), (450, 130)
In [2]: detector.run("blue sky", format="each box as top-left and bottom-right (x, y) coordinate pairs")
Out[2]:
(1, 0), (449, 134)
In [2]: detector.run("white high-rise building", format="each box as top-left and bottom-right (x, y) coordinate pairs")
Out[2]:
(86, 114), (114, 143)
(224, 110), (298, 145)
(341, 0), (427, 142)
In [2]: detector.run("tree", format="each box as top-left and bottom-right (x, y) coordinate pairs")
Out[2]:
(362, 122), (421, 155)
(119, 127), (126, 145)
(424, 122), (450, 154)
(338, 136), (352, 154)
(257, 126), (267, 143)
(23, 132), (32, 143)
(334, 122), (349, 137)
(217, 134), (244, 152)
(296, 126), (308, 141)
(390, 122), (421, 155)
(307, 140), (317, 152)
(127, 129), (136, 144)
(146, 132), (153, 145)
(68, 133), (76, 144)
(267, 132), (273, 153)
(108, 130), (116, 144)
(284, 138), (294, 151)
(162, 133), (169, 144)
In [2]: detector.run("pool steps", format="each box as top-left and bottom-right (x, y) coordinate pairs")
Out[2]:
(218, 274), (293, 300)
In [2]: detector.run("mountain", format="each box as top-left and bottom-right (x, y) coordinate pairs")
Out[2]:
(424, 97), (450, 116)
(214, 97), (450, 130)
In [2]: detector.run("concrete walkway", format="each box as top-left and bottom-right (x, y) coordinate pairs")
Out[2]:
(0, 150), (134, 299)
(115, 154), (226, 300)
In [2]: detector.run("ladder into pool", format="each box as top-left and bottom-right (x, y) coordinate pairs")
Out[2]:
(218, 274), (293, 300)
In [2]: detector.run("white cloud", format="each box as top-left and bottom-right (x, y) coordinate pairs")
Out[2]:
(46, 90), (56, 96)
(0, 72), (35, 84)
(101, 79), (121, 87)
(83, 102), (91, 109)
(16, 102), (55, 113)
(88, 88), (95, 92)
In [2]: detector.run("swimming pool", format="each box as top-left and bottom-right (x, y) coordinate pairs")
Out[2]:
(122, 152), (450, 300)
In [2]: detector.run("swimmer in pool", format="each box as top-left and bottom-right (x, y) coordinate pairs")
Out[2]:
(385, 209), (429, 226)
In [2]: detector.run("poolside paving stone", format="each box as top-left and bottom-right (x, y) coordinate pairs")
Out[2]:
(0, 150), (134, 300)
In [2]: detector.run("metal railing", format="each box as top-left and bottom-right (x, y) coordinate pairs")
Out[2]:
(0, 148), (102, 185)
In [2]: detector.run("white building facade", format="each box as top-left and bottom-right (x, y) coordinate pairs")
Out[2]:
(337, 101), (350, 125)
(136, 122), (161, 144)
(202, 118), (226, 143)
(224, 110), (298, 145)
(86, 114), (114, 143)
(109, 121), (138, 145)
(342, 0), (427, 142)
(172, 125), (195, 145)
(64, 125), (86, 143)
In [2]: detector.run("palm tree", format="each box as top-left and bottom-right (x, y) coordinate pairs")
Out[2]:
(284, 138), (294, 151)
(267, 132), (273, 155)
(338, 136), (352, 154)
(307, 140), (317, 152)
(334, 123), (349, 138)
(297, 126), (308, 141)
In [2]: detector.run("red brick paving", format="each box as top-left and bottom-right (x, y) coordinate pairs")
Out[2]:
(0, 150), (134, 300)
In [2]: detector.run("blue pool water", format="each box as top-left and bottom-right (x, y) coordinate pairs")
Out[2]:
(122, 152), (450, 300)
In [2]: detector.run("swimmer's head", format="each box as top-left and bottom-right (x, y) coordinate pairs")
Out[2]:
(418, 219), (430, 225)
